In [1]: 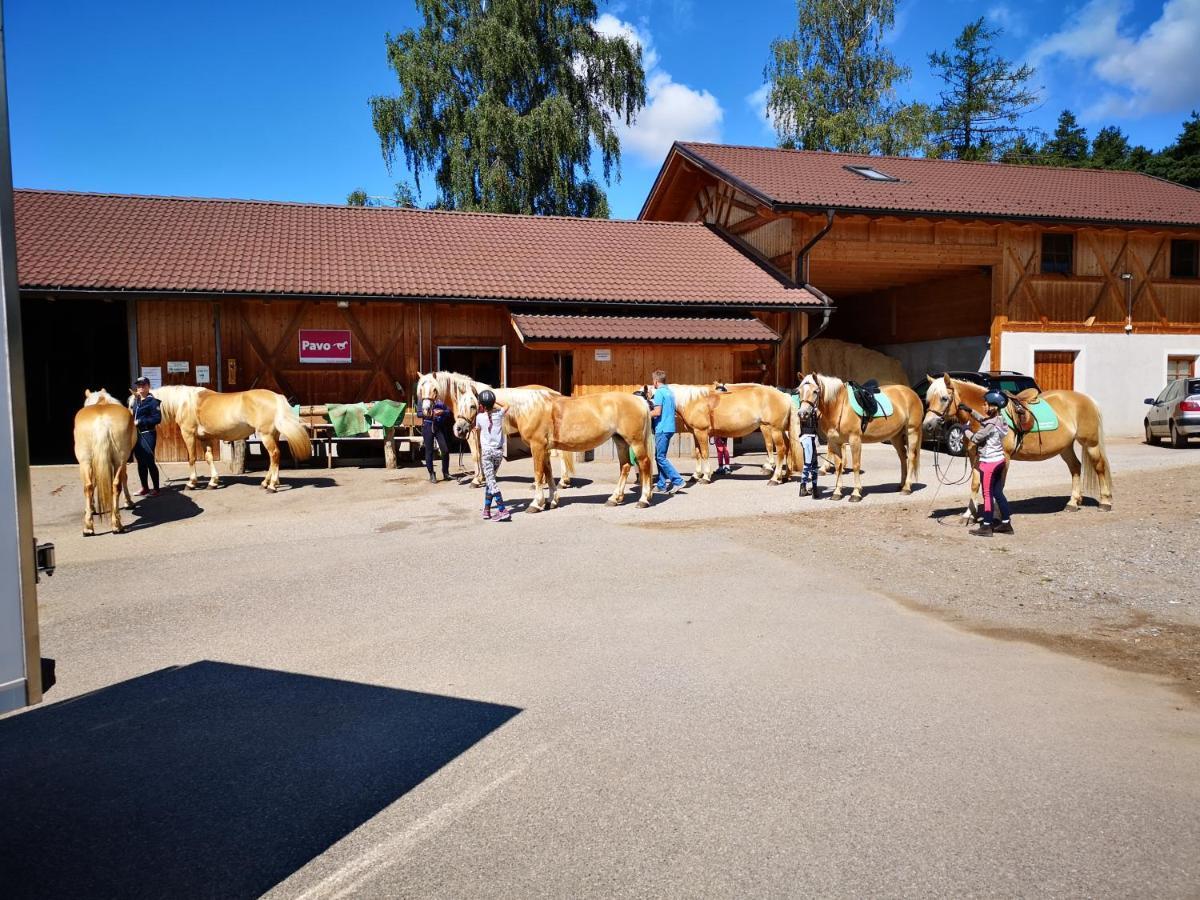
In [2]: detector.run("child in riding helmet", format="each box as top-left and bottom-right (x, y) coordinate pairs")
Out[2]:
(959, 389), (1013, 537)
(475, 389), (510, 522)
(797, 402), (820, 498)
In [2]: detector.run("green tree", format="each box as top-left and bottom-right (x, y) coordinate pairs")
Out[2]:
(1089, 125), (1131, 168)
(347, 189), (370, 207)
(764, 0), (924, 153)
(999, 133), (1041, 164)
(1041, 110), (1089, 165)
(369, 0), (645, 217)
(927, 18), (1039, 161)
(1151, 111), (1200, 187)
(392, 182), (418, 208)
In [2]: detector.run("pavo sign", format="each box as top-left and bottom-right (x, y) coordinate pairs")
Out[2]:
(299, 329), (352, 364)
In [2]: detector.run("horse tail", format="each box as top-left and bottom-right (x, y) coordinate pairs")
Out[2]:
(274, 394), (312, 461)
(1082, 402), (1106, 500)
(639, 404), (654, 466)
(787, 403), (802, 472)
(909, 393), (921, 481)
(91, 421), (118, 514)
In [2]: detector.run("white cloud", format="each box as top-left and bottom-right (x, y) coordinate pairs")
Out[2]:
(592, 14), (723, 164)
(1029, 0), (1200, 119)
(986, 4), (1027, 39)
(746, 83), (774, 134)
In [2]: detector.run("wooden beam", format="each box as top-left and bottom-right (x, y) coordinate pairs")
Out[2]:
(241, 301), (303, 399)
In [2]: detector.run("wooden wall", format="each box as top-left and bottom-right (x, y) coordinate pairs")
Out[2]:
(571, 343), (771, 395)
(829, 269), (991, 346)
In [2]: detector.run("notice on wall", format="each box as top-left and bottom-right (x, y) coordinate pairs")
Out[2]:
(195, 365), (211, 385)
(167, 360), (190, 374)
(594, 348), (612, 362)
(299, 329), (353, 364)
(139, 366), (162, 389)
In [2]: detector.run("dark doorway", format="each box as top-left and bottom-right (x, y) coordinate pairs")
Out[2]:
(559, 351), (574, 396)
(437, 346), (502, 387)
(22, 297), (131, 463)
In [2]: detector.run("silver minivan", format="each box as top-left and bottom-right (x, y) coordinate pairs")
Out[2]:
(1144, 377), (1200, 447)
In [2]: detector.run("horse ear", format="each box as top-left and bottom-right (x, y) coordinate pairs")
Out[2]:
(84, 389), (92, 398)
(941, 373), (952, 388)
(925, 375), (934, 384)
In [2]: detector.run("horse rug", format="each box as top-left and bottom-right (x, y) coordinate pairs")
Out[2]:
(1003, 398), (1059, 433)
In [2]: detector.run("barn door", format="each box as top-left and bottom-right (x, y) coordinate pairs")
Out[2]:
(1034, 350), (1076, 392)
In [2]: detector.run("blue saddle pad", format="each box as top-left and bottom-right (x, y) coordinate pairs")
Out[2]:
(847, 389), (894, 419)
(1004, 398), (1059, 433)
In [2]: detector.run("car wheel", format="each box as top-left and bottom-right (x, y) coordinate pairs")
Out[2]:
(945, 425), (966, 456)
(1145, 420), (1159, 446)
(1170, 421), (1188, 448)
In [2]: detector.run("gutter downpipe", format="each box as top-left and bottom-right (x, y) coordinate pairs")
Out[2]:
(794, 208), (836, 376)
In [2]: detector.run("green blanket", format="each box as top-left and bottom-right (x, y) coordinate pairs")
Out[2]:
(367, 399), (406, 429)
(1004, 398), (1059, 433)
(326, 403), (369, 437)
(847, 389), (894, 419)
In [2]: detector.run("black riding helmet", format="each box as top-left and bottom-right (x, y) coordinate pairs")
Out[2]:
(478, 389), (496, 410)
(984, 389), (1006, 409)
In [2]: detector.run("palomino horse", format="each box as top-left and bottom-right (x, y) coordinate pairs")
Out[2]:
(75, 389), (136, 535)
(448, 385), (654, 511)
(797, 373), (922, 502)
(923, 374), (1113, 519)
(416, 371), (577, 488)
(146, 385), (311, 491)
(643, 383), (800, 484)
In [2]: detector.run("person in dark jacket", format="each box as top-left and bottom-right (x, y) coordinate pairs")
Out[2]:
(797, 403), (821, 498)
(421, 388), (451, 483)
(130, 376), (162, 496)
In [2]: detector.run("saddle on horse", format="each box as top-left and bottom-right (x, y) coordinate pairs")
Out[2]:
(1002, 388), (1040, 436)
(847, 380), (880, 433)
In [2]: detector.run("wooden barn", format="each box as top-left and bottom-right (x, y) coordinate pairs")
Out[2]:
(14, 190), (819, 462)
(643, 143), (1200, 434)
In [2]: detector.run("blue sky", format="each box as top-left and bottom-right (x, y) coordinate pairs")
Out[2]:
(8, 0), (1197, 220)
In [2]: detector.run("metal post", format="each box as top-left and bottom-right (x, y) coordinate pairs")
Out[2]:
(0, 6), (44, 712)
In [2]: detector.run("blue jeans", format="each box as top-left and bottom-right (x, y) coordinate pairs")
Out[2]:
(654, 432), (684, 489)
(799, 434), (818, 485)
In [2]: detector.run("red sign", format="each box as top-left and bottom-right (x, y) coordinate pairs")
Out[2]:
(299, 329), (352, 364)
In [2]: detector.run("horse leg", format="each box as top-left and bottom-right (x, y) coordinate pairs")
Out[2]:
(556, 450), (575, 490)
(469, 431), (484, 487)
(1086, 441), (1114, 511)
(848, 435), (865, 502)
(891, 433), (909, 494)
(608, 437), (631, 506)
(110, 468), (125, 534)
(544, 450), (560, 509)
(527, 441), (548, 512)
(636, 437), (654, 508)
(960, 462), (981, 524)
(81, 462), (95, 536)
(261, 434), (281, 491)
(120, 463), (134, 509)
(694, 429), (710, 483)
(205, 440), (220, 488)
(767, 427), (787, 484)
(181, 431), (200, 489)
(1060, 443), (1083, 510)
(830, 440), (847, 499)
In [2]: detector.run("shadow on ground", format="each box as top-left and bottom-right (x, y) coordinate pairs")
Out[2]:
(166, 475), (339, 491)
(0, 661), (520, 899)
(929, 494), (1102, 519)
(123, 488), (203, 531)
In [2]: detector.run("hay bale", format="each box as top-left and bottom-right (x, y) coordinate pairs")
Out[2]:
(803, 338), (908, 385)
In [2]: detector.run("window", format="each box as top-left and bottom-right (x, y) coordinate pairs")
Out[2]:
(1170, 240), (1199, 278)
(1041, 233), (1074, 275)
(844, 165), (899, 182)
(1168, 355), (1197, 381)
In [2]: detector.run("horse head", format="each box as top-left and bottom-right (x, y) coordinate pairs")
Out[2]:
(452, 385), (482, 439)
(797, 373), (822, 418)
(415, 372), (441, 420)
(923, 374), (961, 431)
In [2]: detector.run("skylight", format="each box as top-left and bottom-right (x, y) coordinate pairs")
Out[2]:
(844, 165), (899, 182)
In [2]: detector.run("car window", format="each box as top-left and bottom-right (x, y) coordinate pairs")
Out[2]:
(1155, 384), (1176, 403)
(1171, 381), (1186, 401)
(1188, 379), (1200, 397)
(997, 378), (1036, 394)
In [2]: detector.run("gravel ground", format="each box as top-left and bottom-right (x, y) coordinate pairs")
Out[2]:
(4, 436), (1198, 897)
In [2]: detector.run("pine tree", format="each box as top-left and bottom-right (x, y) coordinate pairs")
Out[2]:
(369, 0), (645, 217)
(1090, 126), (1131, 168)
(999, 134), (1041, 165)
(1041, 110), (1089, 166)
(346, 190), (369, 207)
(927, 18), (1039, 161)
(764, 0), (926, 154)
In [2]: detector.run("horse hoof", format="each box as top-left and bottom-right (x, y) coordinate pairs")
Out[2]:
(901, 487), (912, 495)
(605, 498), (621, 507)
(527, 504), (543, 514)
(114, 526), (125, 534)
(849, 494), (863, 504)
(82, 530), (93, 537)
(1066, 503), (1080, 512)
(767, 479), (781, 486)
(1099, 502), (1112, 512)
(831, 493), (844, 501)
(637, 500), (650, 508)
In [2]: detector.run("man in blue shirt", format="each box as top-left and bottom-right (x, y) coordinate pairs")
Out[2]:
(649, 369), (686, 494)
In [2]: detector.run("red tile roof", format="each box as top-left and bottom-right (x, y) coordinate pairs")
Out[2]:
(15, 189), (819, 308)
(662, 142), (1200, 227)
(511, 313), (780, 343)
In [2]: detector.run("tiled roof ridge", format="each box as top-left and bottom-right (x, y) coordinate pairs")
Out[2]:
(677, 141), (1196, 187)
(12, 188), (710, 227)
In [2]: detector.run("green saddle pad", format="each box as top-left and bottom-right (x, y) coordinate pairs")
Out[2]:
(847, 389), (894, 419)
(1004, 398), (1059, 433)
(367, 399), (406, 429)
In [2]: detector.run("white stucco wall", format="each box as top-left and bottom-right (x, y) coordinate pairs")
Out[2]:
(1000, 331), (1200, 436)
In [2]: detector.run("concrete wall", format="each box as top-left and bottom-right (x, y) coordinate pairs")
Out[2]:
(875, 336), (990, 384)
(1000, 330), (1200, 436)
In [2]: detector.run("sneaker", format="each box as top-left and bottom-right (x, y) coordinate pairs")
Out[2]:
(669, 482), (685, 495)
(429, 472), (437, 483)
(993, 521), (1015, 535)
(492, 508), (511, 522)
(482, 509), (493, 520)
(970, 523), (994, 538)
(135, 488), (149, 497)
(798, 484), (810, 497)
(149, 489), (160, 497)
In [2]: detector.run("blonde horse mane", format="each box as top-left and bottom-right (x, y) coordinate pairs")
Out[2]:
(146, 384), (205, 423)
